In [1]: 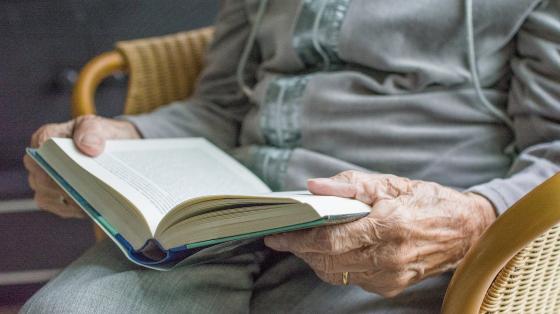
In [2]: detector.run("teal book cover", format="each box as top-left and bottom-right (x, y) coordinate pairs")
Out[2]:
(26, 148), (348, 271)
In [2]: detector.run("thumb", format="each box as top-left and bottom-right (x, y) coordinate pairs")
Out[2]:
(307, 178), (357, 198)
(72, 116), (107, 157)
(307, 170), (370, 198)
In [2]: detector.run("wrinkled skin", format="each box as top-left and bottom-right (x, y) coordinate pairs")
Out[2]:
(23, 115), (140, 218)
(265, 171), (496, 297)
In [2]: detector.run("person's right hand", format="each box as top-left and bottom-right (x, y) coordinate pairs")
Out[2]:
(23, 115), (141, 218)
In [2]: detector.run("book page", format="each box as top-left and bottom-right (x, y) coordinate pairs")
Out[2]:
(50, 138), (271, 226)
(287, 194), (371, 217)
(231, 191), (372, 217)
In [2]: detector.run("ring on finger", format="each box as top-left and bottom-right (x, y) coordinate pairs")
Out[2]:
(342, 272), (349, 285)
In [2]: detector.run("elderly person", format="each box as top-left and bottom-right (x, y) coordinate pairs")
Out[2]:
(22, 0), (560, 313)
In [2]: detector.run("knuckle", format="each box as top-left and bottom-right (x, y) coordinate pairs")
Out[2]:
(342, 170), (360, 180)
(332, 170), (360, 183)
(394, 274), (410, 288)
(76, 115), (100, 127)
(380, 288), (403, 298)
(76, 117), (103, 134)
(34, 171), (53, 187)
(40, 124), (58, 136)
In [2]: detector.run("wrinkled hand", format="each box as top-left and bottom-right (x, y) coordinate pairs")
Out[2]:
(265, 171), (496, 297)
(23, 115), (140, 218)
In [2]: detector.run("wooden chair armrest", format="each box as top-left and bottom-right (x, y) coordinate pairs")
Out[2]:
(72, 51), (126, 117)
(442, 173), (560, 314)
(72, 27), (214, 117)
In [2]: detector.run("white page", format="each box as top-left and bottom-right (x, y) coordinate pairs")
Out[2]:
(51, 138), (271, 230)
(288, 195), (371, 217)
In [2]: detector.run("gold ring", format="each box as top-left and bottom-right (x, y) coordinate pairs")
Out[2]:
(342, 272), (349, 285)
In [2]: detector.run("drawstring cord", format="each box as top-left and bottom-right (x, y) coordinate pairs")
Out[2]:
(465, 0), (516, 155)
(237, 0), (330, 96)
(237, 0), (269, 98)
(465, 0), (514, 129)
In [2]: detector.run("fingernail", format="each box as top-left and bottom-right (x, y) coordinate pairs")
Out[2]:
(80, 135), (101, 147)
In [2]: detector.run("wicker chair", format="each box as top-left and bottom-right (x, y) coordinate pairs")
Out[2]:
(72, 27), (560, 313)
(72, 26), (214, 117)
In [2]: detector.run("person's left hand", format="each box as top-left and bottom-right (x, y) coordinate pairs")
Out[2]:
(264, 171), (496, 297)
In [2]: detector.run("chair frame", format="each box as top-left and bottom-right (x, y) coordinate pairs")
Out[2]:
(72, 51), (125, 117)
(442, 173), (560, 313)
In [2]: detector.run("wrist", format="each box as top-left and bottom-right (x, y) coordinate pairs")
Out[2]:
(466, 192), (497, 237)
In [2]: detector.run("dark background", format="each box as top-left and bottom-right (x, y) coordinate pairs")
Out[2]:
(0, 0), (220, 310)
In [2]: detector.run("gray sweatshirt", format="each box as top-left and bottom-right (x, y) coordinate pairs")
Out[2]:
(126, 0), (560, 214)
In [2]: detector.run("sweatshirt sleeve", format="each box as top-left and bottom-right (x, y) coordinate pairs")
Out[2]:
(468, 0), (560, 214)
(122, 0), (258, 150)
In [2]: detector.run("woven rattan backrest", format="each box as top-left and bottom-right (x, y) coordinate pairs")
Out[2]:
(480, 224), (560, 313)
(115, 27), (214, 115)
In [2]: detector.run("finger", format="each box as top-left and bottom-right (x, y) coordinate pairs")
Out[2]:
(313, 269), (377, 287)
(29, 176), (60, 196)
(23, 155), (40, 173)
(35, 191), (84, 219)
(42, 200), (83, 219)
(24, 156), (60, 193)
(329, 170), (373, 184)
(313, 269), (348, 286)
(264, 218), (375, 254)
(307, 170), (375, 197)
(333, 171), (414, 204)
(367, 176), (413, 201)
(57, 200), (86, 219)
(299, 240), (434, 274)
(308, 171), (383, 205)
(307, 178), (357, 198)
(351, 269), (418, 297)
(30, 121), (75, 148)
(28, 167), (71, 205)
(33, 177), (81, 214)
(298, 249), (379, 273)
(31, 167), (61, 192)
(314, 268), (416, 298)
(72, 115), (107, 156)
(46, 191), (83, 218)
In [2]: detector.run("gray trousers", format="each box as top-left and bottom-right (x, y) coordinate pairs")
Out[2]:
(22, 239), (449, 313)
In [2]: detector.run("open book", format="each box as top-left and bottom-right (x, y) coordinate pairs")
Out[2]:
(27, 138), (370, 270)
